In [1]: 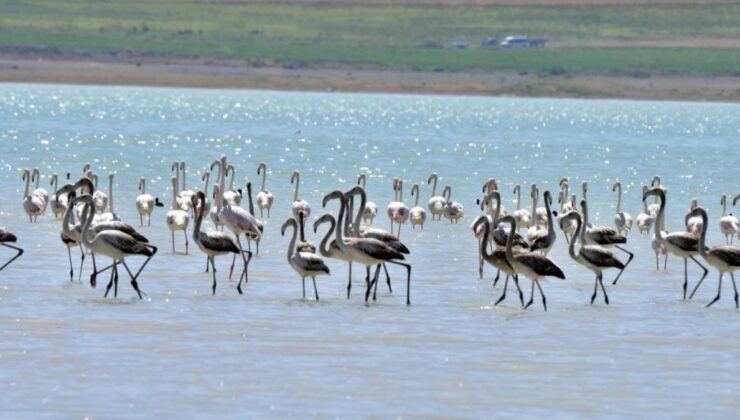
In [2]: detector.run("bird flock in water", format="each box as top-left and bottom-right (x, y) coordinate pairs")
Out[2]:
(2, 158), (740, 310)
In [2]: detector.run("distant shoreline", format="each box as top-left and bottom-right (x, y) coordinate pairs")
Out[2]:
(1, 53), (739, 102)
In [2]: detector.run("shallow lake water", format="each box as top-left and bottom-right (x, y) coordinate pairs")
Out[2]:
(0, 83), (739, 417)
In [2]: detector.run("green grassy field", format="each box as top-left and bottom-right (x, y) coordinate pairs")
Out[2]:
(2, 0), (740, 76)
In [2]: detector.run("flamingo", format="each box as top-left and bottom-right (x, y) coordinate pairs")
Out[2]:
(558, 192), (577, 243)
(644, 187), (708, 299)
(472, 215), (524, 306)
(59, 188), (84, 282)
(532, 184), (548, 228)
(179, 161), (197, 209)
(512, 184), (531, 230)
(409, 183), (427, 230)
(171, 162), (191, 212)
(559, 178), (574, 213)
(244, 181), (265, 255)
(222, 164), (241, 207)
(324, 190), (411, 305)
(686, 207), (740, 307)
(50, 173), (68, 218)
(191, 192), (251, 295)
(387, 179), (409, 236)
(22, 169), (45, 223)
(719, 193), (738, 244)
(647, 175), (662, 215)
(290, 170), (311, 222)
(281, 218), (330, 301)
(166, 176), (190, 254)
(427, 173), (446, 221)
(0, 228), (23, 272)
(529, 190), (556, 255)
(135, 176), (155, 227)
(442, 185), (464, 224)
(213, 160), (261, 292)
(580, 194), (634, 285)
(89, 172), (107, 213)
(197, 171), (211, 216)
(478, 191), (529, 284)
(357, 174), (378, 224)
(527, 184), (545, 240)
(314, 213), (356, 299)
(95, 173), (121, 222)
(636, 185), (656, 234)
(562, 208), (625, 305)
(482, 179), (506, 218)
(31, 168), (49, 213)
(686, 199), (703, 235)
(256, 162), (274, 218)
(77, 194), (156, 299)
(500, 215), (565, 311)
(612, 181), (632, 236)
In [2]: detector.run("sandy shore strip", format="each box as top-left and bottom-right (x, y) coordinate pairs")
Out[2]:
(1, 54), (739, 102)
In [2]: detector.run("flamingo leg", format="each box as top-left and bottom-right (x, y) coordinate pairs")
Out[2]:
(235, 250), (252, 295)
(535, 280), (547, 311)
(599, 273), (610, 304)
(346, 262), (352, 299)
(228, 253), (236, 281)
(0, 243), (24, 272)
(611, 245), (633, 285)
(302, 277), (306, 299)
(493, 269), (500, 287)
(67, 246), (74, 281)
(183, 230), (189, 255)
(524, 280), (535, 310)
(707, 273), (722, 308)
(78, 249), (86, 282)
(494, 275), (510, 306)
(688, 256), (710, 299)
(312, 277), (319, 301)
(591, 274), (599, 304)
(385, 260), (412, 305)
(210, 257), (217, 295)
(731, 273), (739, 308)
(104, 261), (116, 298)
(382, 263), (392, 293)
(365, 265), (382, 302)
(682, 258), (689, 299)
(113, 262), (119, 298)
(171, 231), (175, 253)
(512, 275), (524, 307)
(663, 253), (668, 270)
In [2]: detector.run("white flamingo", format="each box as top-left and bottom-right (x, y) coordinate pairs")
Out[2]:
(387, 179), (410, 236)
(22, 169), (45, 223)
(357, 174), (378, 224)
(719, 193), (738, 244)
(442, 185), (464, 224)
(95, 173), (121, 223)
(559, 178), (574, 213)
(281, 218), (330, 301)
(612, 181), (632, 235)
(166, 176), (190, 254)
(527, 184), (545, 240)
(686, 207), (740, 307)
(427, 173), (446, 221)
(409, 183), (427, 230)
(49, 173), (68, 218)
(31, 168), (49, 213)
(256, 162), (274, 218)
(636, 185), (656, 235)
(512, 184), (531, 230)
(686, 198), (703, 235)
(135, 176), (155, 227)
(558, 192), (577, 243)
(290, 170), (311, 222)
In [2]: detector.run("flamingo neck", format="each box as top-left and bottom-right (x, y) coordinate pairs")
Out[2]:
(23, 172), (30, 198)
(108, 176), (114, 212)
(430, 176), (437, 197)
(722, 196), (727, 216)
(80, 201), (96, 249)
(654, 192), (667, 245)
(247, 184), (255, 215)
(286, 222), (297, 263)
(544, 194), (555, 243)
(192, 198), (204, 242)
(531, 189), (538, 223)
(397, 181), (403, 202)
(697, 211), (709, 258)
(504, 218), (516, 264)
(353, 190), (366, 237)
(615, 185), (622, 213)
(202, 176), (208, 197)
(479, 219), (492, 260)
(515, 186), (521, 210)
(182, 164), (188, 191)
(293, 174), (300, 202)
(318, 217), (335, 258)
(571, 215), (583, 261)
(335, 196), (347, 248)
(260, 168), (267, 192)
(413, 187), (420, 207)
(172, 180), (179, 209)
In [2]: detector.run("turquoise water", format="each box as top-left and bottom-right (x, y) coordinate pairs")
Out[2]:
(1, 83), (739, 417)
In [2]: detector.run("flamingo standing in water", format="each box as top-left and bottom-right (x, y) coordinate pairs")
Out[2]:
(409, 183), (427, 229)
(644, 187), (708, 299)
(442, 185), (464, 224)
(256, 162), (274, 218)
(135, 177), (155, 227)
(719, 193), (738, 244)
(77, 194), (156, 299)
(472, 215), (524, 307)
(323, 190), (411, 304)
(166, 176), (190, 254)
(50, 173), (68, 218)
(500, 215), (565, 311)
(562, 208), (625, 305)
(528, 190), (556, 256)
(179, 161), (197, 210)
(387, 179), (409, 237)
(580, 194), (633, 285)
(281, 218), (329, 301)
(427, 173), (446, 221)
(357, 174), (378, 224)
(290, 170), (311, 222)
(95, 173), (121, 223)
(31, 168), (49, 214)
(222, 164), (241, 207)
(22, 169), (45, 223)
(636, 185), (656, 235)
(686, 207), (740, 308)
(559, 179), (574, 213)
(558, 192), (577, 243)
(0, 228), (23, 272)
(314, 213), (356, 299)
(191, 192), (251, 295)
(685, 199), (703, 235)
(612, 181), (632, 236)
(512, 184), (531, 230)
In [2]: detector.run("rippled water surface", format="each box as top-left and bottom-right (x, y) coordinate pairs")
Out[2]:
(1, 83), (739, 417)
